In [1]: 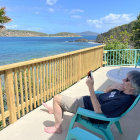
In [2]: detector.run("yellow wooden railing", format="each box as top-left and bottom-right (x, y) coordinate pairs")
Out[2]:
(0, 45), (104, 129)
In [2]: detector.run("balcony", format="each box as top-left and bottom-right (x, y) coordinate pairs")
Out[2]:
(0, 46), (140, 140)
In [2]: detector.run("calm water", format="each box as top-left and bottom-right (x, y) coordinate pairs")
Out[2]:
(0, 36), (100, 66)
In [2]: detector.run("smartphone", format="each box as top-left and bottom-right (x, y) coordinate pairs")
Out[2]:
(87, 71), (93, 78)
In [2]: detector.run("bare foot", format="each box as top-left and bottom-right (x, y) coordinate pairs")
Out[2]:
(44, 126), (62, 134)
(42, 103), (54, 114)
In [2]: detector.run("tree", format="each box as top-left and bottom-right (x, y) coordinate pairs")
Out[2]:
(0, 7), (12, 29)
(131, 14), (140, 48)
(103, 31), (131, 50)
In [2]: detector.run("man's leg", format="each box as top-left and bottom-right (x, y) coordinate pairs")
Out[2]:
(44, 94), (63, 134)
(42, 103), (54, 114)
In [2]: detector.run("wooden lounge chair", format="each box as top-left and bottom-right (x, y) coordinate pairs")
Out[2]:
(66, 91), (140, 140)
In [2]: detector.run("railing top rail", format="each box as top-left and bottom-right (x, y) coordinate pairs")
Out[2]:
(0, 45), (104, 72)
(105, 49), (140, 51)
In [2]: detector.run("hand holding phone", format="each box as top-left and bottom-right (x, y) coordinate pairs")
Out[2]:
(87, 71), (93, 79)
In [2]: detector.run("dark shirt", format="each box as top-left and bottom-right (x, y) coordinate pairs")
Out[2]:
(83, 89), (136, 124)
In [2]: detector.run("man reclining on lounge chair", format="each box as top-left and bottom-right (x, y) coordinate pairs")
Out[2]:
(43, 70), (140, 134)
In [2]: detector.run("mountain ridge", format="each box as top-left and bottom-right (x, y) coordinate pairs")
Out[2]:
(77, 31), (99, 36)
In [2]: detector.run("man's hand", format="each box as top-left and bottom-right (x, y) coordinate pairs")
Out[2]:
(86, 77), (102, 114)
(86, 77), (94, 89)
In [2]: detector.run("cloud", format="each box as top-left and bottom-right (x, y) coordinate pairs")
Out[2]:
(46, 0), (57, 6)
(6, 25), (20, 29)
(35, 11), (40, 15)
(70, 9), (84, 14)
(87, 13), (134, 29)
(71, 15), (82, 19)
(48, 8), (55, 12)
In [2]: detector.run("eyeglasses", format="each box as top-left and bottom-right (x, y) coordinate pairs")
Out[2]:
(125, 78), (130, 82)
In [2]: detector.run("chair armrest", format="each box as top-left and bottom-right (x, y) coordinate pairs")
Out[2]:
(95, 91), (104, 94)
(77, 107), (120, 122)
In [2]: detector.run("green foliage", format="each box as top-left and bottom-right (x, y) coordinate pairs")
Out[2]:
(131, 14), (140, 49)
(96, 21), (135, 43)
(0, 121), (2, 130)
(0, 7), (11, 29)
(104, 31), (131, 50)
(103, 31), (133, 65)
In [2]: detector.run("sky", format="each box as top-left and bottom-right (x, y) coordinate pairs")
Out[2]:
(0, 0), (140, 34)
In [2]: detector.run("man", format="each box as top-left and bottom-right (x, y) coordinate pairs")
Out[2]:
(43, 70), (140, 134)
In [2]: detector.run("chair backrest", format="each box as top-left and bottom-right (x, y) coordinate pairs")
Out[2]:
(120, 94), (140, 117)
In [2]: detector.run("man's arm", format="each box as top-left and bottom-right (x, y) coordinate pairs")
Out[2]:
(86, 77), (102, 113)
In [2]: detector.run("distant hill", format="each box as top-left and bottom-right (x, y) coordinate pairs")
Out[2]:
(0, 29), (49, 37)
(0, 30), (80, 37)
(96, 21), (136, 43)
(77, 31), (99, 36)
(48, 32), (80, 37)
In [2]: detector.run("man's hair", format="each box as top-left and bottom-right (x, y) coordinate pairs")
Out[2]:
(128, 70), (140, 95)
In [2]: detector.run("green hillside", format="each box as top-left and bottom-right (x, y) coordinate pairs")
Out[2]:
(0, 29), (49, 36)
(96, 21), (136, 43)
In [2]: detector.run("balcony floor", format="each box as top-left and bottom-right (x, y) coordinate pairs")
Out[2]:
(0, 66), (140, 140)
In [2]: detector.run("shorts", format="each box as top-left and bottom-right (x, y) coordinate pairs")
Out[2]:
(61, 95), (84, 114)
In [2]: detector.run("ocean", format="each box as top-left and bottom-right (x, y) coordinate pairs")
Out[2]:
(0, 36), (100, 66)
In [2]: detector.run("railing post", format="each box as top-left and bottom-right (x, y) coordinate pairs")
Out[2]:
(134, 49), (137, 65)
(103, 50), (107, 66)
(78, 53), (82, 80)
(5, 70), (17, 124)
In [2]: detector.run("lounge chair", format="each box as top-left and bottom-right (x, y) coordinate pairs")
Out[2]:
(66, 91), (140, 140)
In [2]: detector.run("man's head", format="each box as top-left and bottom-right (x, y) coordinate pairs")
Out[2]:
(126, 70), (140, 95)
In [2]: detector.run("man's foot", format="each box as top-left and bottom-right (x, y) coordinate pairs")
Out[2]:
(42, 103), (54, 114)
(44, 126), (62, 134)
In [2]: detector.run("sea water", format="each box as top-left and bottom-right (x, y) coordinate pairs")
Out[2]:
(0, 36), (100, 66)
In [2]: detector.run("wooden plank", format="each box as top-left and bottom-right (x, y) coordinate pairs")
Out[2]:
(5, 70), (17, 123)
(24, 67), (29, 113)
(49, 60), (52, 98)
(62, 57), (65, 90)
(32, 65), (36, 108)
(66, 56), (68, 88)
(52, 60), (54, 96)
(64, 57), (66, 89)
(54, 59), (57, 96)
(59, 58), (62, 92)
(0, 77), (6, 127)
(36, 64), (39, 106)
(40, 63), (43, 103)
(14, 69), (20, 118)
(57, 59), (59, 93)
(28, 65), (32, 110)
(19, 69), (24, 116)
(46, 62), (49, 100)
(43, 62), (46, 102)
(67, 56), (70, 87)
